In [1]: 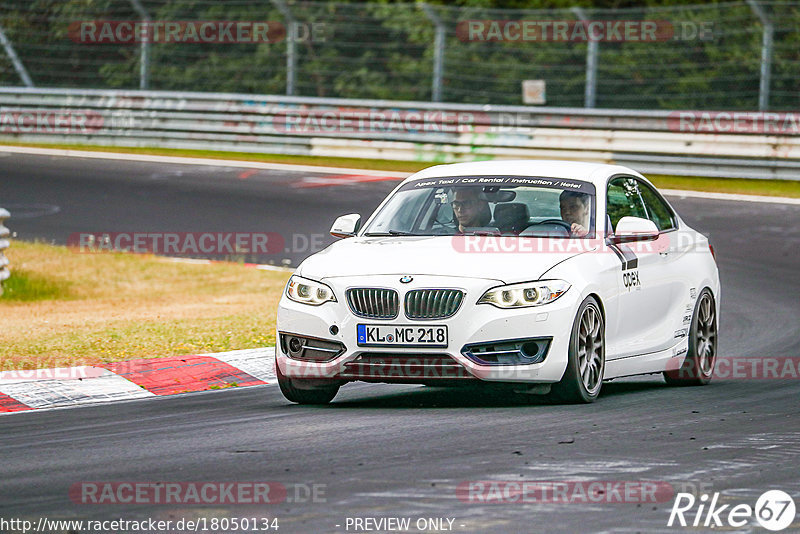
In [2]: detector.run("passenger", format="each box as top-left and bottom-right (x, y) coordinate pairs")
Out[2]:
(451, 188), (491, 233)
(559, 190), (591, 237)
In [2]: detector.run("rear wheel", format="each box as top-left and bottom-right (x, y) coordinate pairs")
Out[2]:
(664, 289), (717, 386)
(276, 357), (340, 404)
(550, 296), (605, 403)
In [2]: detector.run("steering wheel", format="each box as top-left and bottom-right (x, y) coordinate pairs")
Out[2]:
(536, 219), (572, 230)
(530, 219), (573, 236)
(523, 219), (572, 237)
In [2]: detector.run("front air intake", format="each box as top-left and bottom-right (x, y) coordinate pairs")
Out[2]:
(462, 337), (551, 366)
(280, 333), (346, 362)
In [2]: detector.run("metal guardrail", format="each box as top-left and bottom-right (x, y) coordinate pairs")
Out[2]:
(0, 87), (797, 180)
(0, 208), (10, 294)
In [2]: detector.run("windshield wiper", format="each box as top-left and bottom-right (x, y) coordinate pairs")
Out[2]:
(461, 228), (501, 236)
(363, 230), (417, 236)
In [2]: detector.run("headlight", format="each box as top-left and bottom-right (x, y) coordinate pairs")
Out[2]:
(478, 280), (570, 308)
(286, 275), (336, 306)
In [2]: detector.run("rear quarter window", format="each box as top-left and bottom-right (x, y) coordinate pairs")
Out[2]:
(639, 184), (676, 231)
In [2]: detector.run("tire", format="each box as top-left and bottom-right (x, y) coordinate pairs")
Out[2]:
(550, 296), (605, 403)
(664, 289), (717, 386)
(276, 357), (340, 405)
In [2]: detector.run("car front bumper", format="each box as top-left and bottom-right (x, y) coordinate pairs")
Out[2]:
(276, 274), (577, 384)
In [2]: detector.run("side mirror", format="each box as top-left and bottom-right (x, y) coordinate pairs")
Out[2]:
(610, 216), (659, 243)
(330, 214), (361, 239)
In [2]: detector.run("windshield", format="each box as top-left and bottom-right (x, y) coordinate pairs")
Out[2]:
(362, 175), (596, 238)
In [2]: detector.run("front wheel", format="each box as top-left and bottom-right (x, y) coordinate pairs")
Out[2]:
(664, 289), (717, 386)
(550, 296), (605, 403)
(276, 358), (340, 404)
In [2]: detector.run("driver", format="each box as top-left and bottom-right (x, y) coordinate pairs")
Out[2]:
(451, 188), (491, 233)
(559, 191), (591, 237)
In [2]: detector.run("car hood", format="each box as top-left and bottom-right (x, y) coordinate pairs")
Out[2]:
(298, 236), (591, 284)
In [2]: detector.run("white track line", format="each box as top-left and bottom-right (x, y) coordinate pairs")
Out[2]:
(660, 188), (800, 205)
(0, 145), (410, 177)
(1, 145), (797, 205)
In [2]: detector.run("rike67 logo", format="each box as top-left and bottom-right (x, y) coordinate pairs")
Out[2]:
(668, 490), (796, 531)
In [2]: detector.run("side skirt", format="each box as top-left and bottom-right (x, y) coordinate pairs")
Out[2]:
(604, 338), (690, 380)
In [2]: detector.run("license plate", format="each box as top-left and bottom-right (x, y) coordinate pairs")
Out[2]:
(357, 324), (448, 347)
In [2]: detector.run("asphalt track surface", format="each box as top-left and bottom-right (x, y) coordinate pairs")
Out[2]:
(1, 153), (799, 533)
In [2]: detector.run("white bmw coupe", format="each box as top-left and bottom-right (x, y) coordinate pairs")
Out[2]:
(276, 161), (719, 404)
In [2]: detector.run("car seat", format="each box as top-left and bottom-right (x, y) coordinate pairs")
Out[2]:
(493, 203), (530, 234)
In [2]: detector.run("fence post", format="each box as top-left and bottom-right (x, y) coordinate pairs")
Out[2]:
(129, 0), (151, 90)
(272, 0), (296, 96)
(0, 24), (33, 87)
(420, 3), (445, 102)
(747, 0), (773, 111)
(0, 208), (10, 296)
(572, 7), (597, 109)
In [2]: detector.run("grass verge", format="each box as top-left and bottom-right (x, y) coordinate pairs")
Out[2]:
(0, 142), (429, 173)
(646, 174), (800, 198)
(3, 142), (799, 198)
(0, 241), (290, 370)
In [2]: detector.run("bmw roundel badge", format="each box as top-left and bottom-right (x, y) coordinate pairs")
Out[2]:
(400, 275), (413, 284)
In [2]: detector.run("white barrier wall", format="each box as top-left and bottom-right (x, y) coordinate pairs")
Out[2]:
(0, 88), (798, 180)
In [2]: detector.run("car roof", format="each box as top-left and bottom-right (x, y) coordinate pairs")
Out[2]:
(402, 159), (645, 188)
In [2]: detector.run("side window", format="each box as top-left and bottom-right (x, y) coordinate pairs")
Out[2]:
(639, 183), (676, 231)
(606, 177), (647, 232)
